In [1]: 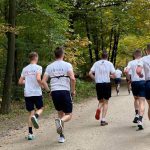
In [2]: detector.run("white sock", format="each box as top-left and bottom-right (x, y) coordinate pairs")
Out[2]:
(135, 114), (139, 118)
(101, 118), (105, 122)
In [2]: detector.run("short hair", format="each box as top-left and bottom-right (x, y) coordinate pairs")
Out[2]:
(29, 52), (38, 61)
(147, 43), (150, 51)
(133, 49), (142, 58)
(101, 51), (108, 59)
(54, 47), (64, 58)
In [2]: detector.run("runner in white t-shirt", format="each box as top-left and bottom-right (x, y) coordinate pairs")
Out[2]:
(89, 51), (116, 126)
(114, 68), (122, 96)
(136, 44), (150, 121)
(18, 52), (43, 140)
(125, 50), (146, 130)
(42, 47), (76, 143)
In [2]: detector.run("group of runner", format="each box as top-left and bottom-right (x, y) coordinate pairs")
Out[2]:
(125, 45), (150, 130)
(19, 47), (75, 143)
(92, 44), (150, 131)
(18, 44), (150, 143)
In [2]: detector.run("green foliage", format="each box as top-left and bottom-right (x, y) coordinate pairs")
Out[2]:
(75, 79), (95, 102)
(0, 0), (150, 102)
(117, 35), (150, 67)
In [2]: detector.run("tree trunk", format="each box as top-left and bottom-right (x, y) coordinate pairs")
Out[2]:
(108, 28), (113, 61)
(85, 16), (93, 63)
(111, 29), (119, 67)
(113, 32), (119, 67)
(1, 0), (16, 114)
(93, 34), (99, 61)
(100, 13), (104, 51)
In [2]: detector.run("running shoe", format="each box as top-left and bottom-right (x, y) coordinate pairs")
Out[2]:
(26, 134), (35, 140)
(101, 121), (108, 126)
(133, 116), (139, 124)
(95, 108), (101, 120)
(137, 121), (144, 130)
(31, 115), (39, 129)
(58, 134), (65, 143)
(55, 119), (64, 134)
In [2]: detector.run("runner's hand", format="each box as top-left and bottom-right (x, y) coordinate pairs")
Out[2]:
(71, 91), (76, 96)
(139, 74), (144, 78)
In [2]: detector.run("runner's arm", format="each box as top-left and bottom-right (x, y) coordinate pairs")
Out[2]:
(36, 72), (43, 87)
(124, 62), (132, 75)
(89, 70), (95, 80)
(110, 63), (116, 79)
(89, 63), (95, 80)
(136, 66), (144, 78)
(18, 69), (25, 85)
(68, 70), (76, 96)
(18, 76), (25, 85)
(110, 73), (116, 79)
(42, 74), (50, 92)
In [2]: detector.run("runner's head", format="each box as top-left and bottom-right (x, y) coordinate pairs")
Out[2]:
(54, 47), (64, 60)
(29, 52), (38, 64)
(133, 49), (142, 59)
(146, 43), (150, 54)
(101, 51), (108, 60)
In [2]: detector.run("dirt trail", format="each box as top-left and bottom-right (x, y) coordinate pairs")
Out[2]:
(1, 88), (150, 150)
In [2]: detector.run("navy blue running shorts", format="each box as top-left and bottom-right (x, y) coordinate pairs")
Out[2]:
(96, 83), (111, 100)
(131, 81), (145, 97)
(115, 78), (121, 84)
(25, 96), (43, 112)
(51, 90), (73, 113)
(145, 81), (150, 100)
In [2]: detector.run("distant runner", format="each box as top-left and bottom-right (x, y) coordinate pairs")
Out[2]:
(124, 67), (132, 95)
(125, 50), (145, 130)
(89, 51), (115, 126)
(136, 44), (150, 123)
(42, 47), (76, 143)
(18, 52), (43, 140)
(114, 68), (122, 96)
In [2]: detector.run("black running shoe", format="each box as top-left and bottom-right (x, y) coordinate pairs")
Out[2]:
(133, 117), (139, 124)
(137, 125), (144, 131)
(137, 121), (144, 131)
(101, 121), (108, 126)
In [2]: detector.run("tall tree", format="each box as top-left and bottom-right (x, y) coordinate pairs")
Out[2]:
(1, 0), (16, 114)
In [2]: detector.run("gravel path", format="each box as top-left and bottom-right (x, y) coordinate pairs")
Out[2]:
(1, 88), (150, 150)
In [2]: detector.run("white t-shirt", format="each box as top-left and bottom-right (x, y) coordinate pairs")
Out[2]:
(45, 60), (73, 91)
(90, 60), (115, 83)
(127, 59), (145, 82)
(21, 64), (42, 97)
(115, 69), (122, 78)
(139, 55), (150, 81)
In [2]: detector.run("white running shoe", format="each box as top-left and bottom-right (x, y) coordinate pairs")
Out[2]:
(58, 135), (65, 143)
(55, 119), (64, 134)
(31, 115), (39, 129)
(26, 134), (35, 140)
